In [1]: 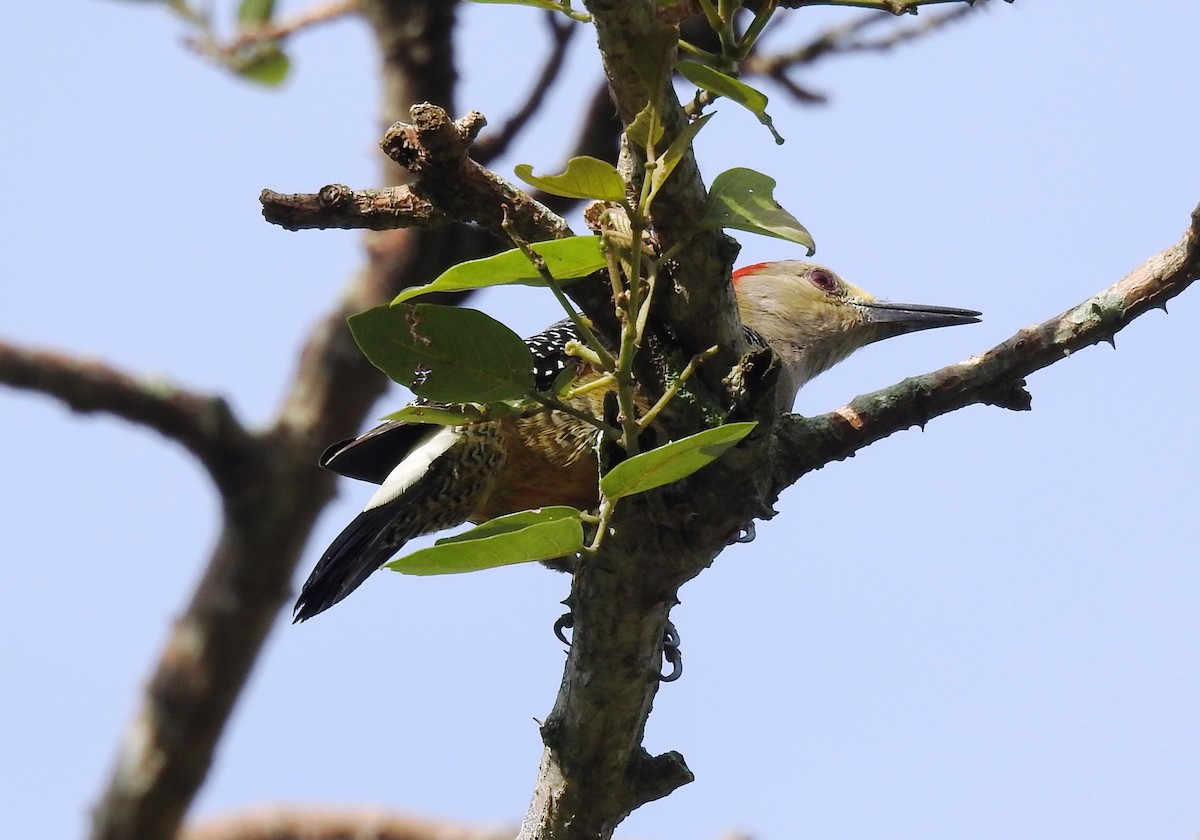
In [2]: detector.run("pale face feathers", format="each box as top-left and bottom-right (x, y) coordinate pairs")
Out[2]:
(732, 261), (980, 411)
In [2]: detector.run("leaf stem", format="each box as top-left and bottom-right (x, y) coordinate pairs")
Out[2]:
(633, 268), (657, 347)
(550, 0), (591, 23)
(677, 39), (721, 64)
(525, 390), (621, 440)
(615, 210), (649, 456)
(736, 0), (778, 60)
(560, 371), (616, 401)
(502, 211), (616, 371)
(586, 496), (614, 552)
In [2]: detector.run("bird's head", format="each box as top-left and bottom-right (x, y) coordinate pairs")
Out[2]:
(732, 260), (981, 410)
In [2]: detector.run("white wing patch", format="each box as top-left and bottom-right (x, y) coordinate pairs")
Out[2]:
(364, 426), (461, 510)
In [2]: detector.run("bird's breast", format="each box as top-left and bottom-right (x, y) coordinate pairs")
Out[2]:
(468, 406), (602, 520)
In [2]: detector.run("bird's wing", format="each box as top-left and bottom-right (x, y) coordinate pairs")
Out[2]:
(526, 319), (583, 391)
(319, 420), (432, 485)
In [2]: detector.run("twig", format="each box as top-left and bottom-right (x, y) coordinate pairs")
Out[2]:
(261, 184), (454, 231)
(527, 390), (621, 439)
(474, 13), (578, 166)
(186, 0), (360, 58)
(501, 209), (616, 371)
(745, 1), (983, 101)
(780, 0), (998, 13)
(267, 105), (575, 246)
(263, 103), (615, 326)
(637, 344), (719, 430)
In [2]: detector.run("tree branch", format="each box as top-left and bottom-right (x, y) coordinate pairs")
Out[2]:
(86, 5), (469, 840)
(261, 83), (627, 243)
(473, 12), (578, 166)
(187, 0), (360, 57)
(261, 183), (454, 231)
(0, 341), (251, 492)
(744, 1), (981, 103)
(379, 105), (576, 245)
(769, 202), (1200, 494)
(262, 102), (620, 330)
(262, 106), (574, 244)
(512, 2), (784, 836)
(181, 807), (516, 840)
(781, 0), (1002, 13)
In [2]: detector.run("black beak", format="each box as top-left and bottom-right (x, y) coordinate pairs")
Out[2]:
(859, 300), (981, 342)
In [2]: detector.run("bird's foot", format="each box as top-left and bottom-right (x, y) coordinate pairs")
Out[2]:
(553, 611), (683, 682)
(660, 619), (683, 682)
(553, 611), (574, 645)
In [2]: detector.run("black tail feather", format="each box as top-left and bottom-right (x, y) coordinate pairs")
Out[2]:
(293, 504), (400, 622)
(295, 425), (491, 621)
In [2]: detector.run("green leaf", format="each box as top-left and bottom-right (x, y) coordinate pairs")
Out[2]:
(379, 404), (488, 425)
(391, 236), (605, 303)
(548, 362), (579, 398)
(237, 0), (274, 28)
(463, 0), (590, 20)
(229, 44), (290, 86)
(514, 157), (626, 202)
(381, 401), (522, 424)
(435, 506), (582, 545)
(697, 168), (815, 253)
(627, 103), (665, 150)
(464, 0), (563, 8)
(385, 507), (585, 575)
(648, 112), (714, 208)
(600, 422), (758, 501)
(676, 60), (784, 144)
(349, 304), (534, 403)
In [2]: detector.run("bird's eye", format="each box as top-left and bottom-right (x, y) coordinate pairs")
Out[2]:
(808, 268), (839, 293)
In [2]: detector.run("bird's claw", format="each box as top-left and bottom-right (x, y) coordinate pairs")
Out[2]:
(659, 619), (683, 682)
(552, 612), (683, 682)
(553, 611), (574, 645)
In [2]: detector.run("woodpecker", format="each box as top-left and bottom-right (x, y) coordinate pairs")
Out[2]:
(294, 261), (979, 621)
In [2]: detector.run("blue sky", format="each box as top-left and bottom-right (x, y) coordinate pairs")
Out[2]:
(3, 3), (1198, 839)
